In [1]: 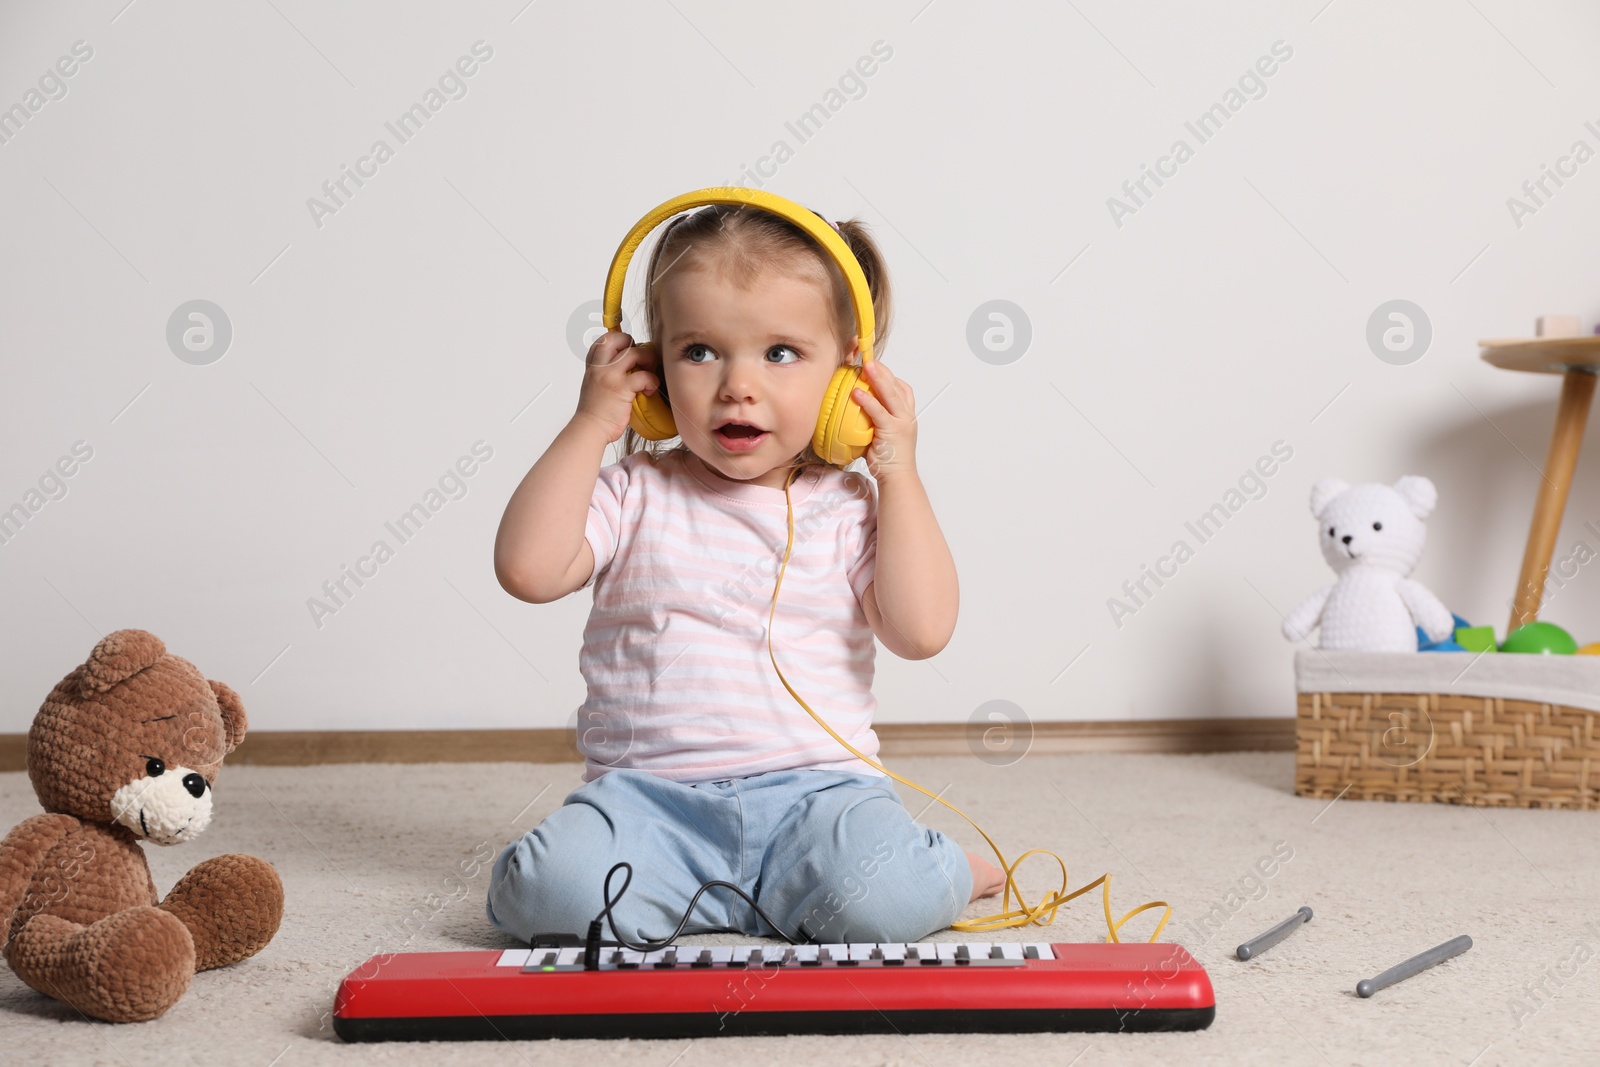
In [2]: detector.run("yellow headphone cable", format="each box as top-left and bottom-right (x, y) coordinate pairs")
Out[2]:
(763, 464), (1172, 944)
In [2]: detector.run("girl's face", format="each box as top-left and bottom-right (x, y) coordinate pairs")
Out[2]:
(656, 265), (853, 489)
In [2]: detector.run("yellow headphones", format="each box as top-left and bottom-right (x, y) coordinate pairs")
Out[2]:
(602, 188), (1170, 943)
(601, 186), (878, 468)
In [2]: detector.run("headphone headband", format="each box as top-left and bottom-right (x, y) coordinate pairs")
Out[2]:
(601, 187), (876, 365)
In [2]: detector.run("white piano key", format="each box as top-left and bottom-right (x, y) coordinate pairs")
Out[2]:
(792, 944), (820, 962)
(964, 943), (992, 961)
(910, 942), (939, 961)
(760, 945), (792, 964)
(620, 949), (649, 966)
(878, 943), (906, 962)
(1027, 942), (1056, 960)
(935, 943), (959, 960)
(556, 947), (584, 966)
(708, 946), (735, 964)
(643, 949), (671, 966)
(996, 943), (1025, 960)
(497, 949), (531, 967)
(821, 943), (849, 962)
(848, 942), (878, 961)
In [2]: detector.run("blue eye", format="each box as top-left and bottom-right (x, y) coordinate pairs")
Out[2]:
(684, 344), (715, 364)
(766, 345), (799, 364)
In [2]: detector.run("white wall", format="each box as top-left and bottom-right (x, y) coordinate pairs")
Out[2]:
(3, 0), (1597, 736)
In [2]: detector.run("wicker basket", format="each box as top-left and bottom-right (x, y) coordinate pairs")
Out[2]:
(1292, 650), (1600, 810)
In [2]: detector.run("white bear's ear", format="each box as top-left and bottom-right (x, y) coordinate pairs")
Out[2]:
(1393, 475), (1437, 519)
(1310, 478), (1350, 519)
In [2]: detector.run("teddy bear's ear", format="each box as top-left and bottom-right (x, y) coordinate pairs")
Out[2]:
(1393, 475), (1437, 519)
(1309, 478), (1350, 519)
(209, 679), (248, 753)
(79, 629), (167, 697)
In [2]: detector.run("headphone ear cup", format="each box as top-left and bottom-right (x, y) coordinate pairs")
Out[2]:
(813, 364), (875, 467)
(630, 389), (677, 440)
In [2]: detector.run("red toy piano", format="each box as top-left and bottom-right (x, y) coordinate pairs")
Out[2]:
(333, 940), (1215, 1041)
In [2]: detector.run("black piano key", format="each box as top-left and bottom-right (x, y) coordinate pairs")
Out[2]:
(1023, 945), (1040, 960)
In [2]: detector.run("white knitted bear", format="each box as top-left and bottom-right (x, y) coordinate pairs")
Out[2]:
(1282, 476), (1455, 652)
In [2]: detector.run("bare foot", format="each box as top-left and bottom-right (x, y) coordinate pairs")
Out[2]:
(966, 851), (1006, 904)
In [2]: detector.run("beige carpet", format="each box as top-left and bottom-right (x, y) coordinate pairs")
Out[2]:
(2, 752), (1596, 1066)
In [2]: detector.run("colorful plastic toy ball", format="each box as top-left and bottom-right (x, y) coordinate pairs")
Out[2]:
(1579, 643), (1600, 655)
(1500, 621), (1579, 655)
(1419, 614), (1471, 652)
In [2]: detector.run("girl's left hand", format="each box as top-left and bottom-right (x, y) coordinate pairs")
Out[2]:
(850, 359), (917, 481)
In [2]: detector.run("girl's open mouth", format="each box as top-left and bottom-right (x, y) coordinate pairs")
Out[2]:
(714, 423), (768, 452)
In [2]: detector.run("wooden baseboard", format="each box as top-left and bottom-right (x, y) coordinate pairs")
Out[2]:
(0, 718), (1293, 772)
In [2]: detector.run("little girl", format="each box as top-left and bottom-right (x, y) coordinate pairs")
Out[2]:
(485, 202), (1004, 947)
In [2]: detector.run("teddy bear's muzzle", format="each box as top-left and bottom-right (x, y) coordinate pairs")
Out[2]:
(109, 767), (213, 846)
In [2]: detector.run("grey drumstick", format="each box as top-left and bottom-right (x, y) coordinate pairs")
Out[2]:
(1236, 906), (1313, 960)
(1356, 935), (1472, 997)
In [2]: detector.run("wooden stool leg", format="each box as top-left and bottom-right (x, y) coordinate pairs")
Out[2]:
(1509, 369), (1596, 633)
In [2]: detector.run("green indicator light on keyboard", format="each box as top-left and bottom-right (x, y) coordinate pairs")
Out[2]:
(542, 966), (554, 972)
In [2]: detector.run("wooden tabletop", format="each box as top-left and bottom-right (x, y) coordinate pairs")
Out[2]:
(1479, 336), (1600, 374)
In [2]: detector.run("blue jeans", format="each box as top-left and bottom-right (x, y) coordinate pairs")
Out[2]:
(485, 767), (973, 945)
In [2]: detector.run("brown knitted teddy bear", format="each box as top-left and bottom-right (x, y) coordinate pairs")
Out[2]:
(0, 629), (284, 1022)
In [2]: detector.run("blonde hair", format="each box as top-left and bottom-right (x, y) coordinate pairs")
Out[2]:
(619, 202), (893, 470)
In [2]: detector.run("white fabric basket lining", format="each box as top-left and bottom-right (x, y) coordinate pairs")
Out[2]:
(1293, 649), (1600, 715)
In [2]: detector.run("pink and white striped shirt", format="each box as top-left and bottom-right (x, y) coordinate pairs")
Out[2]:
(578, 448), (882, 784)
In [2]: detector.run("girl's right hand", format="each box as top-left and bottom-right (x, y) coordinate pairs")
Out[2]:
(574, 329), (661, 443)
